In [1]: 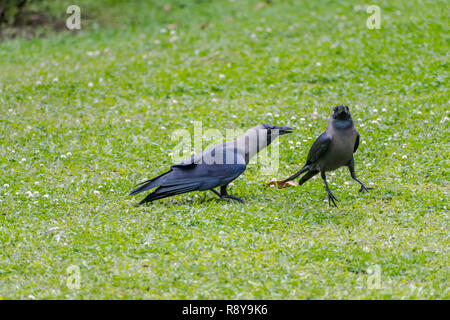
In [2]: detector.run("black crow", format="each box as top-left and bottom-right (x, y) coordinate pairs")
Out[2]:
(283, 105), (372, 206)
(131, 124), (293, 204)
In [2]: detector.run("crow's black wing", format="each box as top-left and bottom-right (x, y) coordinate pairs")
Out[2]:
(137, 163), (247, 204)
(164, 163), (246, 191)
(306, 132), (332, 164)
(354, 132), (360, 153)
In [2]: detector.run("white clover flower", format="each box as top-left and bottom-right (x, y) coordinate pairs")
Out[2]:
(316, 62), (321, 67)
(160, 28), (167, 33)
(86, 50), (100, 57)
(53, 77), (58, 83)
(219, 74), (225, 79)
(402, 155), (407, 159)
(60, 154), (66, 159)
(266, 112), (273, 116)
(300, 118), (305, 121)
(66, 152), (72, 157)
(93, 190), (100, 195)
(3, 184), (9, 188)
(125, 119), (131, 123)
(212, 98), (218, 103)
(291, 116), (296, 120)
(43, 194), (49, 198)
(21, 158), (26, 162)
(88, 82), (93, 87)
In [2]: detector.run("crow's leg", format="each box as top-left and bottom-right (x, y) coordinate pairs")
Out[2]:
(348, 159), (372, 193)
(321, 171), (338, 207)
(299, 169), (319, 185)
(283, 165), (309, 182)
(220, 185), (245, 203)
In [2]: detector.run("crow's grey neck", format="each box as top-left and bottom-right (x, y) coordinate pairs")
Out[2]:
(331, 118), (354, 130)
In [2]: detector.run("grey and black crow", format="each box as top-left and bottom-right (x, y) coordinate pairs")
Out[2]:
(130, 124), (293, 205)
(283, 105), (372, 206)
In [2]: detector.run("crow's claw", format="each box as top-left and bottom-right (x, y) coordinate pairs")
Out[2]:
(359, 185), (373, 193)
(327, 193), (339, 207)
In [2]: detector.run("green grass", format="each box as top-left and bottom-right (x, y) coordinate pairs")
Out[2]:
(0, 0), (448, 299)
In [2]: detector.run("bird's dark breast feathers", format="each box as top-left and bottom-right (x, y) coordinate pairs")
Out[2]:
(319, 132), (356, 172)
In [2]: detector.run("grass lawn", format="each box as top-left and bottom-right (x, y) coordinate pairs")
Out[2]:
(0, 0), (448, 299)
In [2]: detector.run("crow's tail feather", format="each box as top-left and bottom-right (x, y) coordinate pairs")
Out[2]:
(298, 169), (319, 185)
(138, 183), (201, 205)
(129, 170), (171, 196)
(282, 165), (309, 182)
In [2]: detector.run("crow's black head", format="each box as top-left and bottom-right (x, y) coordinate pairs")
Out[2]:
(332, 105), (351, 120)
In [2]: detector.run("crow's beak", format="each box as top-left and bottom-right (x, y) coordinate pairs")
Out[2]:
(337, 108), (348, 117)
(276, 126), (294, 135)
